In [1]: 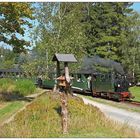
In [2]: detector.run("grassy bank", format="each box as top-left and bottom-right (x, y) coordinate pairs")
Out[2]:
(0, 92), (139, 138)
(129, 86), (140, 102)
(0, 88), (45, 128)
(0, 101), (25, 124)
(0, 78), (36, 101)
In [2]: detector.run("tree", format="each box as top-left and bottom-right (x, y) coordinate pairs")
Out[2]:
(0, 2), (34, 53)
(33, 3), (89, 72)
(121, 12), (140, 82)
(31, 2), (140, 82)
(84, 2), (133, 62)
(21, 48), (49, 78)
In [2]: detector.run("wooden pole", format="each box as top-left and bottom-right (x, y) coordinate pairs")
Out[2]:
(57, 61), (60, 77)
(61, 92), (68, 134)
(60, 62), (70, 134)
(64, 62), (70, 84)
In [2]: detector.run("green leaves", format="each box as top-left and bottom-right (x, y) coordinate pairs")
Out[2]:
(0, 3), (34, 53)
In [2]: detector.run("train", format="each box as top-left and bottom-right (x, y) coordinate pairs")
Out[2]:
(37, 56), (134, 102)
(37, 71), (133, 101)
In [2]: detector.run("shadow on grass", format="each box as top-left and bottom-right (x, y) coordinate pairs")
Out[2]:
(0, 92), (35, 102)
(53, 106), (61, 116)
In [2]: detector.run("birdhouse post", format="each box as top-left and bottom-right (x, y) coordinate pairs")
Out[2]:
(52, 53), (77, 134)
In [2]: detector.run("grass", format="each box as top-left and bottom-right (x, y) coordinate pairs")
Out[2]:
(15, 79), (36, 96)
(129, 86), (140, 102)
(0, 92), (139, 138)
(0, 78), (36, 101)
(0, 101), (25, 124)
(0, 88), (44, 128)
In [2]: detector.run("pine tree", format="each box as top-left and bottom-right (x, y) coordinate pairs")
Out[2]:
(84, 2), (133, 62)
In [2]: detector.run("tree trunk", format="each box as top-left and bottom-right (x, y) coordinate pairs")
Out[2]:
(60, 92), (68, 134)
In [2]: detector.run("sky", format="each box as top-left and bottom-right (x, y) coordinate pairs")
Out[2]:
(0, 2), (140, 50)
(132, 2), (140, 13)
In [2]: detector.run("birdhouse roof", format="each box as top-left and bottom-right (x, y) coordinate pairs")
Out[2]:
(52, 53), (77, 63)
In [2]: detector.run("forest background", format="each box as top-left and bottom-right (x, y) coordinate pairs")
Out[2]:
(0, 2), (140, 82)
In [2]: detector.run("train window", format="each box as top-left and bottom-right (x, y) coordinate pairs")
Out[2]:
(108, 74), (111, 79)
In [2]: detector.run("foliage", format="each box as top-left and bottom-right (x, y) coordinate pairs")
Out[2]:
(0, 47), (15, 69)
(5, 2), (139, 81)
(33, 3), (89, 72)
(0, 93), (139, 137)
(0, 2), (34, 53)
(121, 12), (140, 81)
(84, 3), (133, 61)
(21, 48), (49, 78)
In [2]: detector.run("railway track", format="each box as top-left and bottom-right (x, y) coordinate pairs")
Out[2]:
(124, 100), (140, 107)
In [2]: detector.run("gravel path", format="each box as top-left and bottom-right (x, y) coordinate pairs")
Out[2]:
(74, 94), (140, 132)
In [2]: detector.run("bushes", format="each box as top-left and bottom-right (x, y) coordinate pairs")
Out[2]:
(0, 78), (36, 100)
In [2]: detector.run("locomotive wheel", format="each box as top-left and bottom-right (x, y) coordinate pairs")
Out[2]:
(107, 93), (112, 99)
(92, 89), (97, 97)
(118, 94), (123, 102)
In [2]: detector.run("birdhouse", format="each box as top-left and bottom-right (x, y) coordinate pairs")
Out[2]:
(52, 53), (77, 92)
(57, 75), (66, 87)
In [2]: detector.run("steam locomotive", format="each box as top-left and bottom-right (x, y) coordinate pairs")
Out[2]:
(38, 56), (134, 101)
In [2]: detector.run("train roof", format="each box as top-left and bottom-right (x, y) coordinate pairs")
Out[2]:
(79, 56), (124, 75)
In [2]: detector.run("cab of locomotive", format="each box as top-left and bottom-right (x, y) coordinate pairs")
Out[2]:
(114, 74), (130, 92)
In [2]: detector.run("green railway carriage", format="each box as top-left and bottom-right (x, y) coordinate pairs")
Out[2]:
(38, 70), (132, 101)
(41, 73), (56, 89)
(71, 72), (115, 94)
(70, 73), (89, 92)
